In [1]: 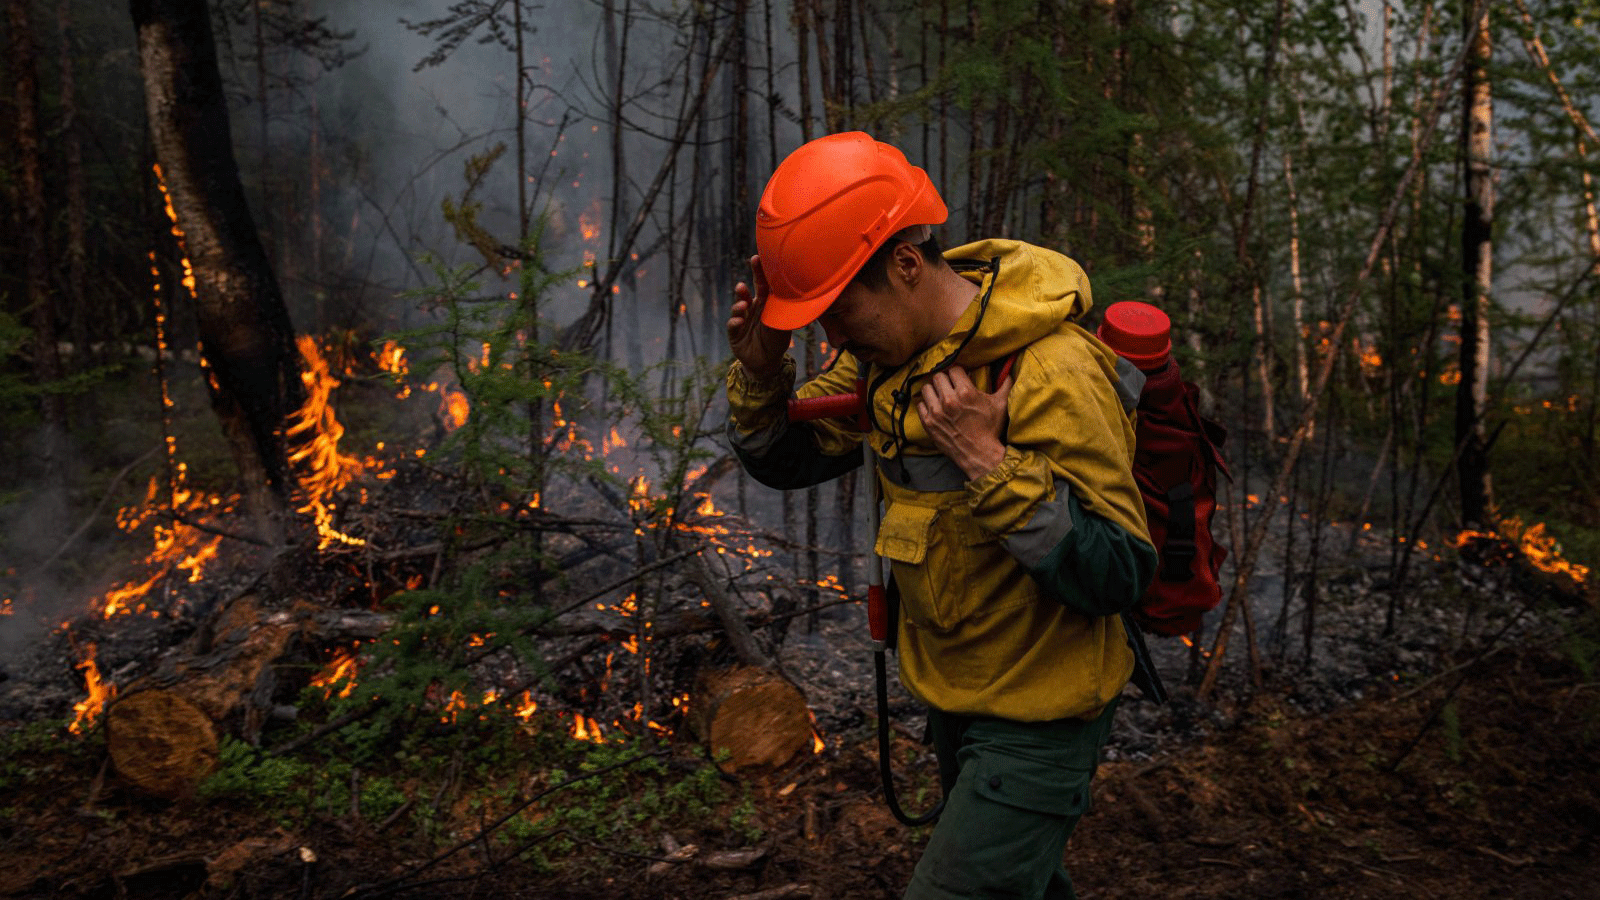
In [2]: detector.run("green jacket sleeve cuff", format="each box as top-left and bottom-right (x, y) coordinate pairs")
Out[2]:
(1030, 491), (1158, 618)
(967, 446), (1156, 618)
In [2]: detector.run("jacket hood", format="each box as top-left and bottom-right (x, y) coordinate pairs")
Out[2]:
(930, 239), (1094, 370)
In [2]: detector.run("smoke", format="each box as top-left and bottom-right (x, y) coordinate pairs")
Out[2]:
(0, 432), (91, 667)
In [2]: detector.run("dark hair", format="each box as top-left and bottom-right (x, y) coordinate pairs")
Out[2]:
(847, 233), (945, 292)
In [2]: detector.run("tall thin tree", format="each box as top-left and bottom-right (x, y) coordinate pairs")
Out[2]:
(1455, 0), (1494, 527)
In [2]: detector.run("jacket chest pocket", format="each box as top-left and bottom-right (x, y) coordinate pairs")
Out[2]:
(876, 496), (994, 632)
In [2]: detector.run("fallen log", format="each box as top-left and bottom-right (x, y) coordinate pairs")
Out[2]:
(105, 591), (376, 797)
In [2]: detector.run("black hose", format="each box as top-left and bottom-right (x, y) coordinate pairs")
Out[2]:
(874, 649), (944, 827)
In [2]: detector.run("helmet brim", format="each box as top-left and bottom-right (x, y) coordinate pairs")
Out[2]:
(759, 285), (844, 331)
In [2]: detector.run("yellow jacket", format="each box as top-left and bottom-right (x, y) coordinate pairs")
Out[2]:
(728, 239), (1155, 721)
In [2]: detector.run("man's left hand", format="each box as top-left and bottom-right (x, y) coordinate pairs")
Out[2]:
(918, 366), (1014, 480)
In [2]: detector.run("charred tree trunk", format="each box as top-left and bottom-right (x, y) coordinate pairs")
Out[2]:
(131, 0), (306, 544)
(8, 0), (66, 452)
(1455, 1), (1493, 527)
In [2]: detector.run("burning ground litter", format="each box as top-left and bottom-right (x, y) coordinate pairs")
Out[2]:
(1, 332), (1596, 896)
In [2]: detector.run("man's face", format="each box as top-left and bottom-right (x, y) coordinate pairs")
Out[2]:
(817, 279), (916, 367)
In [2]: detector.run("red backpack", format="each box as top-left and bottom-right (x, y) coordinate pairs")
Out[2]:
(1096, 301), (1231, 638)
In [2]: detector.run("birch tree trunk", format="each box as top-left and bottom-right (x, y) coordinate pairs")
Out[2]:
(1454, 1), (1493, 527)
(131, 0), (307, 544)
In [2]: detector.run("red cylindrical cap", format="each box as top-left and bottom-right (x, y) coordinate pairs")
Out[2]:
(1097, 301), (1172, 371)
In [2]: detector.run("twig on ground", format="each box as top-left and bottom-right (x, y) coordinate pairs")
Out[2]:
(723, 884), (813, 900)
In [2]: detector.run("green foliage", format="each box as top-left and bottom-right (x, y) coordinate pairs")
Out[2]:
(0, 718), (101, 799)
(198, 737), (408, 824)
(512, 737), (737, 865)
(0, 311), (36, 421)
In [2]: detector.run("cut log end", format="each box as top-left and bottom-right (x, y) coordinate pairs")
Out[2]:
(694, 666), (814, 773)
(106, 690), (219, 799)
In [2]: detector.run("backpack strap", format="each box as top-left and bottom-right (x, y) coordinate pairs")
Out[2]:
(1160, 482), (1198, 582)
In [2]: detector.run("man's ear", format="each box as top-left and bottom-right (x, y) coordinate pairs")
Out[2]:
(890, 240), (924, 287)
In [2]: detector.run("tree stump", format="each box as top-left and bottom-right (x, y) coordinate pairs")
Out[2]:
(106, 689), (219, 798)
(691, 666), (814, 773)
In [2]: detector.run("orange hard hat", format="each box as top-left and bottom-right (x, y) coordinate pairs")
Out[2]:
(755, 132), (947, 330)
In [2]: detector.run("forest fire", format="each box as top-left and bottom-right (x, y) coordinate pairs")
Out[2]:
(96, 466), (226, 618)
(67, 643), (115, 735)
(48, 290), (789, 763)
(288, 336), (369, 550)
(1454, 518), (1591, 584)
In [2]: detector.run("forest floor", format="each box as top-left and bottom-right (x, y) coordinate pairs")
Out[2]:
(3, 587), (1597, 899)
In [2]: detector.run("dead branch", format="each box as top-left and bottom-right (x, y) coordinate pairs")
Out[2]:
(685, 551), (771, 669)
(558, 25), (741, 355)
(702, 847), (770, 870)
(538, 547), (703, 625)
(166, 511), (272, 547)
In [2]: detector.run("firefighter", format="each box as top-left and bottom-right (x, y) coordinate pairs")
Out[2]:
(724, 131), (1157, 900)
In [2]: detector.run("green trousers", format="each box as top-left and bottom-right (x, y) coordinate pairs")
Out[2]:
(904, 699), (1120, 900)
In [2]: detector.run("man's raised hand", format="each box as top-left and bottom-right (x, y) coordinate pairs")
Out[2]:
(728, 255), (791, 379)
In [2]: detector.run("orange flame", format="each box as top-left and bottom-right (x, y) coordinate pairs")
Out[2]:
(1516, 522), (1590, 583)
(515, 692), (539, 720)
(97, 464), (226, 618)
(571, 713), (606, 743)
(287, 336), (369, 549)
(309, 646), (362, 700)
(68, 643), (116, 735)
(1454, 519), (1589, 584)
(440, 690), (469, 724)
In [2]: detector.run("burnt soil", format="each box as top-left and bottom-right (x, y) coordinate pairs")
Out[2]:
(3, 626), (1598, 899)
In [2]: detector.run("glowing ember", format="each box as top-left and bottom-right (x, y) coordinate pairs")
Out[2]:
(152, 164), (197, 299)
(1356, 340), (1382, 375)
(579, 205), (601, 242)
(1453, 529), (1498, 548)
(440, 387), (470, 430)
(68, 643), (116, 735)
